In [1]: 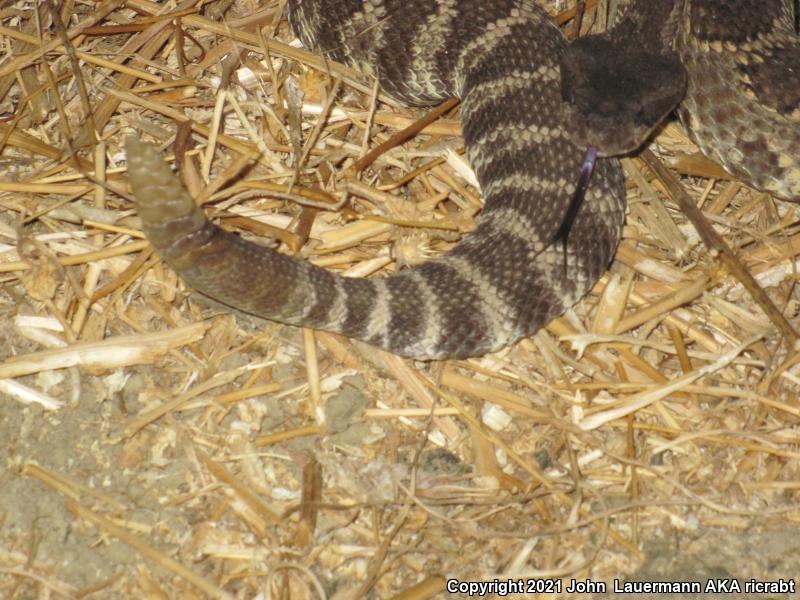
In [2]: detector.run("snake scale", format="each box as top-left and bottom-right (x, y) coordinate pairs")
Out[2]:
(126, 0), (800, 360)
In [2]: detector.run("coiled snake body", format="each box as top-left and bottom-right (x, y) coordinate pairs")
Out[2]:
(126, 0), (800, 359)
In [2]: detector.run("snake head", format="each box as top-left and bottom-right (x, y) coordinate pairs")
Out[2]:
(560, 34), (687, 157)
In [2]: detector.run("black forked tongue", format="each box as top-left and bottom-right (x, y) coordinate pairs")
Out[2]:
(554, 145), (598, 276)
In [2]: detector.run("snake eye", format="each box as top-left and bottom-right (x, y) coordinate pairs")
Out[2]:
(561, 78), (576, 104)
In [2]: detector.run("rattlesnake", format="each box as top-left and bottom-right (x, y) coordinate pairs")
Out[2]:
(125, 0), (800, 359)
